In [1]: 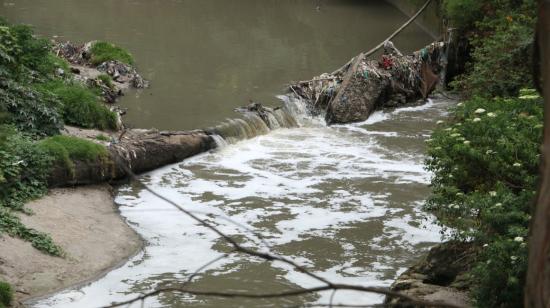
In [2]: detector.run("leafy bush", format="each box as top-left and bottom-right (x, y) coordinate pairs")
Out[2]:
(90, 41), (134, 66)
(425, 91), (542, 306)
(443, 0), (483, 30)
(444, 0), (537, 97)
(0, 24), (64, 136)
(0, 127), (53, 211)
(0, 281), (12, 308)
(0, 127), (63, 256)
(36, 80), (117, 130)
(0, 80), (63, 136)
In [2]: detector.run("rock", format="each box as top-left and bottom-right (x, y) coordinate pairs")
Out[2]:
(385, 241), (476, 307)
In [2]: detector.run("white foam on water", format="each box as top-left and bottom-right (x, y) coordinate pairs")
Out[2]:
(34, 98), (453, 308)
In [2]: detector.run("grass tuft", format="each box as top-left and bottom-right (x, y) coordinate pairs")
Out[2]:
(36, 80), (117, 130)
(90, 41), (134, 66)
(0, 281), (12, 308)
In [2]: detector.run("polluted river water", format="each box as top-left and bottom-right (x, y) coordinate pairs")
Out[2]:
(32, 95), (452, 308)
(3, 0), (452, 307)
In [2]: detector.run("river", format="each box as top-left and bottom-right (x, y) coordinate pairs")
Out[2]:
(3, 1), (449, 307)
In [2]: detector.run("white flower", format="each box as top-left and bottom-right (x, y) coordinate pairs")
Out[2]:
(495, 203), (503, 207)
(474, 108), (486, 114)
(473, 117), (482, 122)
(483, 244), (489, 248)
(436, 120), (445, 125)
(513, 162), (522, 167)
(514, 236), (524, 243)
(444, 128), (453, 131)
(457, 103), (464, 107)
(456, 192), (464, 196)
(448, 174), (454, 178)
(487, 112), (497, 118)
(464, 140), (471, 145)
(450, 133), (461, 138)
(519, 94), (540, 100)
(435, 146), (442, 150)
(489, 191), (497, 197)
(453, 204), (460, 209)
(510, 256), (518, 261)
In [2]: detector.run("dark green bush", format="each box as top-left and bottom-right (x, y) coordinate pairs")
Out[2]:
(90, 41), (134, 66)
(0, 281), (12, 308)
(444, 0), (537, 97)
(0, 24), (63, 136)
(443, 0), (483, 30)
(36, 80), (117, 130)
(425, 91), (542, 306)
(0, 127), (53, 211)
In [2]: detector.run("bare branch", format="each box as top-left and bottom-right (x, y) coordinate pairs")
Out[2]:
(103, 150), (463, 308)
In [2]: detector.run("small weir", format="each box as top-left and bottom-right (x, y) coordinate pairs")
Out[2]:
(35, 96), (454, 308)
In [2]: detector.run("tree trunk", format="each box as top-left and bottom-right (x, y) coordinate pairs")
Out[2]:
(525, 1), (550, 307)
(48, 130), (216, 187)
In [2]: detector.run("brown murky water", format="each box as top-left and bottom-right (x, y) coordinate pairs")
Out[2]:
(2, 0), (434, 130)
(3, 1), (451, 307)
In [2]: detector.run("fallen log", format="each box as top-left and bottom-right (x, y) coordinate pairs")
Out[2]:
(48, 129), (216, 187)
(47, 103), (293, 187)
(289, 41), (448, 125)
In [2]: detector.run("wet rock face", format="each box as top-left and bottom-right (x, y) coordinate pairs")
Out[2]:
(385, 241), (476, 308)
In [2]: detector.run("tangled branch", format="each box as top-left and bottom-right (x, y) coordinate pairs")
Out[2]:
(100, 153), (463, 308)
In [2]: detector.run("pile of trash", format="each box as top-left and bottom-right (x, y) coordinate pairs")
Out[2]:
(289, 40), (447, 124)
(53, 41), (149, 97)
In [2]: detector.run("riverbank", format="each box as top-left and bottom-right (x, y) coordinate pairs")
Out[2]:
(0, 185), (142, 306)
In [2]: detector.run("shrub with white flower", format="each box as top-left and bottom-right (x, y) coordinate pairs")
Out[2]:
(425, 92), (541, 308)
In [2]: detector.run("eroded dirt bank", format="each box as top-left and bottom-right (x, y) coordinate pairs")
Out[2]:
(0, 185), (142, 306)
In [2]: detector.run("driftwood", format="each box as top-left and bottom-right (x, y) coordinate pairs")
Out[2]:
(48, 130), (215, 187)
(47, 103), (292, 187)
(290, 41), (448, 124)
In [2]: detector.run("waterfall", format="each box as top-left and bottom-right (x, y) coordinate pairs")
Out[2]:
(207, 95), (319, 146)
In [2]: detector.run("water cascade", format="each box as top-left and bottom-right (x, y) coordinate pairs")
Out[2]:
(206, 96), (311, 145)
(34, 94), (454, 308)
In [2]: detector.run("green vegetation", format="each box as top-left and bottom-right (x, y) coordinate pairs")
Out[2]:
(0, 20), (123, 255)
(95, 133), (110, 141)
(444, 0), (537, 97)
(426, 1), (540, 307)
(90, 41), (134, 66)
(0, 281), (12, 308)
(425, 93), (541, 307)
(36, 80), (117, 130)
(0, 127), (63, 256)
(39, 135), (109, 175)
(97, 73), (114, 88)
